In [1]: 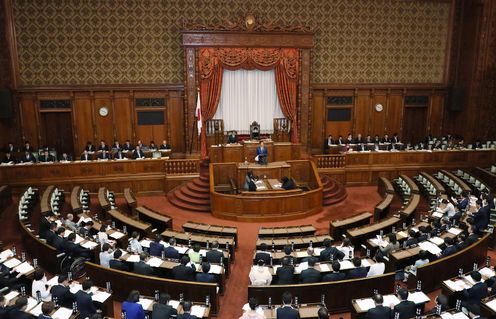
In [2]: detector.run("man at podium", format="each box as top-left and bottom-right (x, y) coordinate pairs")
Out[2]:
(255, 141), (268, 165)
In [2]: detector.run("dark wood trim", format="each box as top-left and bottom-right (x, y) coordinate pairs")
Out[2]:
(182, 31), (314, 48)
(311, 83), (448, 90)
(15, 83), (184, 92)
(443, 0), (457, 85)
(3, 0), (20, 88)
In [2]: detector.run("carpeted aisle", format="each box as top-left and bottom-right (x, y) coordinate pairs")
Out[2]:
(136, 186), (381, 319)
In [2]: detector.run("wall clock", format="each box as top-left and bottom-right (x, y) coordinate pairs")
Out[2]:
(99, 106), (109, 117)
(375, 103), (384, 112)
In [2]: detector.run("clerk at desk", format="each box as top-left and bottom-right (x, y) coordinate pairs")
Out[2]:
(256, 141), (268, 165)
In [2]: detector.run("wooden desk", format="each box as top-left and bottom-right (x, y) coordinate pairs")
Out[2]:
(329, 212), (372, 239)
(124, 187), (137, 214)
(400, 174), (420, 194)
(209, 142), (301, 163)
(256, 235), (330, 250)
(182, 221), (238, 244)
(0, 185), (12, 214)
(211, 160), (323, 222)
(473, 167), (496, 192)
(374, 194), (394, 221)
(19, 220), (59, 274)
(98, 187), (112, 213)
(70, 186), (83, 214)
(347, 217), (401, 246)
(107, 209), (152, 237)
(400, 193), (420, 222)
(161, 229), (236, 259)
(351, 291), (430, 319)
(262, 304), (321, 319)
(40, 185), (55, 215)
(258, 226), (316, 238)
(136, 206), (172, 233)
(408, 234), (490, 292)
(440, 170), (471, 194)
(420, 172), (446, 195)
(84, 261), (220, 315)
(248, 272), (395, 313)
(377, 177), (394, 197)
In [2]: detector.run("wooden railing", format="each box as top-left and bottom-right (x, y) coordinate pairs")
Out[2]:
(164, 159), (200, 175)
(314, 154), (346, 168)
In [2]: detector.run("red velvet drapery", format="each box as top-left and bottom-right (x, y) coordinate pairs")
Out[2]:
(198, 47), (299, 159)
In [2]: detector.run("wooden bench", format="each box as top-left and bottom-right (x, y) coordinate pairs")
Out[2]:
(161, 229), (235, 259)
(400, 193), (420, 222)
(40, 185), (55, 215)
(98, 187), (112, 213)
(136, 206), (172, 233)
(329, 211), (372, 239)
(124, 187), (137, 215)
(440, 170), (471, 194)
(420, 172), (446, 196)
(70, 186), (83, 214)
(399, 174), (420, 194)
(256, 234), (331, 250)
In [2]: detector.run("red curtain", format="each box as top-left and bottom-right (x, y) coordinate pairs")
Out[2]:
(198, 47), (299, 159)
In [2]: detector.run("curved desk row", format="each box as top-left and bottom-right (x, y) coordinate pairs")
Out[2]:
(0, 185), (12, 215)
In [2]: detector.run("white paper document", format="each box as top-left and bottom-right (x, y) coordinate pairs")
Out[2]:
(3, 258), (22, 269)
(126, 254), (140, 263)
(14, 261), (34, 274)
(418, 241), (442, 255)
(355, 298), (375, 311)
(407, 291), (430, 304)
(51, 307), (74, 319)
(110, 231), (125, 239)
(92, 290), (111, 303)
(146, 257), (164, 268)
(138, 298), (155, 310)
(191, 305), (206, 318)
(448, 228), (462, 235)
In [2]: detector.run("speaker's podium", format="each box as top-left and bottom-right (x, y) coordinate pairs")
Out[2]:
(209, 160), (323, 221)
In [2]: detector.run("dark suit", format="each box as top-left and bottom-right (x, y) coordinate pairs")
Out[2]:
(256, 146), (268, 164)
(39, 155), (55, 162)
(276, 265), (295, 285)
(97, 152), (111, 160)
(205, 249), (223, 264)
(196, 272), (216, 283)
(474, 206), (490, 233)
(365, 305), (391, 319)
(254, 251), (271, 265)
(164, 246), (180, 260)
(39, 217), (52, 239)
(51, 284), (76, 308)
(159, 144), (171, 150)
(464, 282), (488, 310)
(172, 264), (196, 281)
(8, 308), (31, 319)
(134, 261), (155, 276)
(109, 259), (130, 272)
(51, 235), (66, 251)
(2, 155), (16, 163)
(347, 267), (368, 279)
(149, 242), (165, 257)
(177, 313), (197, 319)
(393, 300), (416, 319)
(114, 152), (126, 160)
(21, 153), (36, 163)
(322, 271), (346, 282)
(152, 303), (177, 319)
(299, 267), (321, 283)
(75, 290), (96, 319)
(319, 247), (345, 261)
(276, 306), (300, 319)
(133, 150), (145, 159)
(442, 245), (457, 257)
(62, 241), (91, 258)
(80, 153), (91, 161)
(85, 145), (95, 152)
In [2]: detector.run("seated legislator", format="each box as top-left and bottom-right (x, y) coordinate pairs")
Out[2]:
(112, 140), (122, 151)
(205, 241), (224, 264)
(159, 140), (171, 150)
(136, 140), (145, 150)
(392, 288), (416, 319)
(8, 296), (31, 319)
(299, 257), (321, 283)
(149, 141), (157, 151)
(98, 140), (109, 152)
(50, 275), (76, 308)
(347, 257), (368, 279)
(254, 243), (271, 266)
(149, 234), (165, 257)
(319, 238), (345, 261)
(255, 141), (268, 165)
(59, 152), (72, 162)
(80, 150), (92, 161)
(152, 293), (177, 319)
(277, 292), (300, 319)
(366, 294), (391, 319)
(23, 141), (33, 152)
(20, 151), (36, 163)
(172, 256), (196, 281)
(354, 133), (364, 144)
(164, 238), (180, 260)
(76, 280), (97, 319)
(109, 249), (131, 271)
(249, 259), (272, 286)
(97, 150), (112, 160)
(122, 290), (145, 319)
(114, 150), (127, 160)
(276, 257), (295, 285)
(462, 271), (488, 314)
(337, 135), (344, 145)
(322, 261), (346, 282)
(177, 301), (196, 319)
(244, 171), (257, 191)
(3, 142), (15, 153)
(85, 141), (96, 153)
(134, 253), (155, 277)
(281, 176), (296, 190)
(227, 131), (238, 144)
(196, 262), (216, 283)
(123, 140), (133, 151)
(1, 152), (16, 164)
(133, 146), (145, 159)
(38, 150), (55, 163)
(346, 133), (354, 144)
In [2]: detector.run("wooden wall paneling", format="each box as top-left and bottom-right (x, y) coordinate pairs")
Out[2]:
(300, 49), (311, 152)
(310, 89), (324, 153)
(427, 94), (445, 137)
(73, 93), (94, 154)
(369, 93), (387, 136)
(386, 93), (404, 137)
(18, 93), (39, 147)
(353, 90), (370, 136)
(113, 91), (133, 144)
(93, 92), (114, 145)
(402, 106), (428, 144)
(168, 90), (185, 155)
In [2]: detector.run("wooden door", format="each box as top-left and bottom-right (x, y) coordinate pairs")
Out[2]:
(402, 106), (428, 144)
(41, 112), (74, 156)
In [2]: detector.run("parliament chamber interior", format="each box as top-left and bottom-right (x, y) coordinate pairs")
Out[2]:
(0, 0), (496, 318)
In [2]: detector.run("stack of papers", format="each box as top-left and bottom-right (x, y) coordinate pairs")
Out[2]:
(361, 259), (372, 267)
(339, 260), (354, 270)
(429, 237), (445, 246)
(3, 258), (22, 269)
(0, 249), (14, 262)
(191, 305), (206, 318)
(81, 241), (98, 249)
(317, 263), (330, 272)
(485, 298), (496, 311)
(444, 279), (471, 291)
(407, 292), (430, 304)
(28, 302), (43, 316)
(209, 264), (223, 274)
(138, 298), (155, 310)
(440, 312), (469, 319)
(383, 295), (400, 306)
(448, 228), (463, 235)
(109, 231), (125, 239)
(146, 257), (164, 268)
(355, 298), (375, 311)
(418, 241), (442, 255)
(479, 267), (495, 278)
(176, 246), (189, 254)
(92, 290), (111, 303)
(169, 300), (180, 309)
(126, 254), (140, 263)
(432, 211), (444, 218)
(51, 307), (74, 319)
(4, 291), (19, 303)
(14, 262), (34, 274)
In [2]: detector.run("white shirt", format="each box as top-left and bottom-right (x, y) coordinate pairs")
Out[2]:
(98, 231), (109, 248)
(32, 277), (51, 301)
(337, 246), (353, 260)
(441, 202), (456, 218)
(129, 238), (143, 253)
(249, 266), (272, 286)
(99, 251), (113, 268)
(366, 262), (385, 277)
